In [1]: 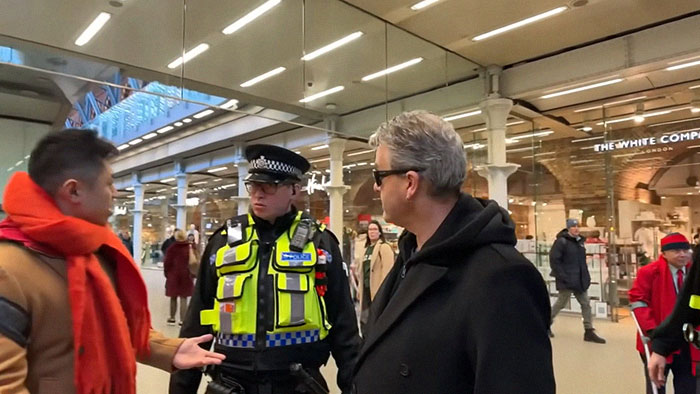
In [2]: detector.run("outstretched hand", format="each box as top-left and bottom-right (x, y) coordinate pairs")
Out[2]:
(173, 334), (226, 369)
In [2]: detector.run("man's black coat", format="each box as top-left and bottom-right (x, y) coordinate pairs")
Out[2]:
(352, 194), (555, 394)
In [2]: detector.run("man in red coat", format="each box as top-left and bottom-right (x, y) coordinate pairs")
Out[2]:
(629, 232), (698, 394)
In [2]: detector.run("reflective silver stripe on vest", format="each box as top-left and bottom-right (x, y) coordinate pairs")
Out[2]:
(287, 274), (305, 326)
(223, 274), (239, 299)
(630, 301), (648, 310)
(219, 274), (241, 334)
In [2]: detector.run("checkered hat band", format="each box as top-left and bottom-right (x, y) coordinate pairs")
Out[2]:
(251, 156), (303, 177)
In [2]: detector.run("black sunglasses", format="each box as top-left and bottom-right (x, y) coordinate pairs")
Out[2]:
(372, 168), (424, 187)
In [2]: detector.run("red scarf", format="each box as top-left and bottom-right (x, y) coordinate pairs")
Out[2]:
(0, 172), (150, 394)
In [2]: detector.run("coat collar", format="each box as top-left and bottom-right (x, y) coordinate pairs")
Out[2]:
(354, 261), (448, 369)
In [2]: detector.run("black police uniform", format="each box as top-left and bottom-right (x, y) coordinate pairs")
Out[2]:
(169, 145), (360, 394)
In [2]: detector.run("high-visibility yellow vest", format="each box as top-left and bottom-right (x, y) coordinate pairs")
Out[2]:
(200, 212), (331, 348)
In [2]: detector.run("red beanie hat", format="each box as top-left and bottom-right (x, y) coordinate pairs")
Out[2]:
(661, 232), (690, 252)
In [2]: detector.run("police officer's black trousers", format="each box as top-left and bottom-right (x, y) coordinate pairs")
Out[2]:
(212, 367), (329, 394)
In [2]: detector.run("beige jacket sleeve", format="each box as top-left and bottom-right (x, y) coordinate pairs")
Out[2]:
(139, 329), (185, 372)
(0, 265), (30, 394)
(370, 242), (395, 299)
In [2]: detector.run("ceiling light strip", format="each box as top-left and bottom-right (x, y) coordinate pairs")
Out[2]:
(444, 109), (481, 122)
(411, 0), (440, 10)
(302, 32), (364, 61)
(541, 78), (624, 99)
(75, 12), (111, 46)
(361, 58), (423, 82)
(299, 86), (344, 103)
(222, 0), (281, 35)
(241, 67), (286, 87)
(167, 43), (210, 69)
(472, 6), (567, 42)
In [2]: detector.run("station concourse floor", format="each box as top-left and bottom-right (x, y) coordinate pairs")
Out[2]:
(137, 267), (658, 394)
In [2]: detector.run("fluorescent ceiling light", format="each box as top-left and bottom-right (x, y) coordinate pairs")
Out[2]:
(580, 126), (593, 132)
(161, 178), (175, 183)
(347, 149), (374, 157)
(157, 125), (174, 134)
(207, 167), (227, 173)
(311, 144), (329, 151)
(362, 58), (423, 82)
(194, 109), (215, 119)
(182, 118), (192, 123)
(241, 67), (286, 87)
(691, 85), (700, 90)
(220, 99), (239, 109)
(15, 160), (23, 166)
(117, 144), (130, 151)
(666, 60), (700, 71)
(574, 96), (647, 113)
(463, 143), (485, 150)
(142, 132), (157, 140)
(222, 0), (281, 35)
(411, 0), (440, 10)
(473, 6), (567, 42)
(572, 136), (604, 143)
(192, 181), (209, 186)
(299, 86), (345, 103)
(541, 78), (624, 99)
(509, 130), (553, 141)
(444, 109), (482, 122)
(128, 138), (143, 146)
(471, 120), (523, 132)
(309, 157), (330, 163)
(75, 12), (111, 46)
(302, 32), (363, 61)
(167, 43), (210, 69)
(174, 122), (183, 127)
(597, 109), (675, 125)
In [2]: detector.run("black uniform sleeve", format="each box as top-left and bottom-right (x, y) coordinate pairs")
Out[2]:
(651, 258), (700, 355)
(169, 228), (227, 394)
(319, 230), (361, 393)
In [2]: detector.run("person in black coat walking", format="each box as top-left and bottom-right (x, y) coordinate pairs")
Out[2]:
(352, 110), (555, 394)
(549, 218), (606, 343)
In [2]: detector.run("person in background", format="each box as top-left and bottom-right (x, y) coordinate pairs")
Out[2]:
(187, 224), (200, 245)
(549, 218), (606, 343)
(630, 233), (696, 394)
(0, 129), (224, 394)
(354, 220), (394, 336)
(119, 230), (134, 256)
(164, 229), (195, 326)
(352, 110), (554, 393)
(161, 225), (176, 258)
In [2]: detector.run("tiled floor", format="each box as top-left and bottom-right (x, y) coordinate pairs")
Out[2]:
(137, 268), (661, 394)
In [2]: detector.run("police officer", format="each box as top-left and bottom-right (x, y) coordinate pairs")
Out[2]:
(169, 144), (360, 394)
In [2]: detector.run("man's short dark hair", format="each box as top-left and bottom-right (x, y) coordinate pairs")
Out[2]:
(28, 129), (119, 195)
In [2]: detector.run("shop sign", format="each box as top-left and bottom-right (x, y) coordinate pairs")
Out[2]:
(114, 205), (128, 216)
(594, 129), (700, 152)
(305, 174), (330, 193)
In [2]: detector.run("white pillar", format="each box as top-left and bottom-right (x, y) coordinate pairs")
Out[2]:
(476, 97), (519, 208)
(325, 137), (349, 238)
(174, 161), (188, 230)
(234, 154), (250, 215)
(132, 173), (144, 265)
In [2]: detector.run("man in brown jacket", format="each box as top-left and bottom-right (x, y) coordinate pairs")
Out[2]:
(0, 129), (225, 394)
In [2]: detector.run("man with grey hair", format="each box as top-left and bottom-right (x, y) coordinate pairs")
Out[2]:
(352, 110), (555, 393)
